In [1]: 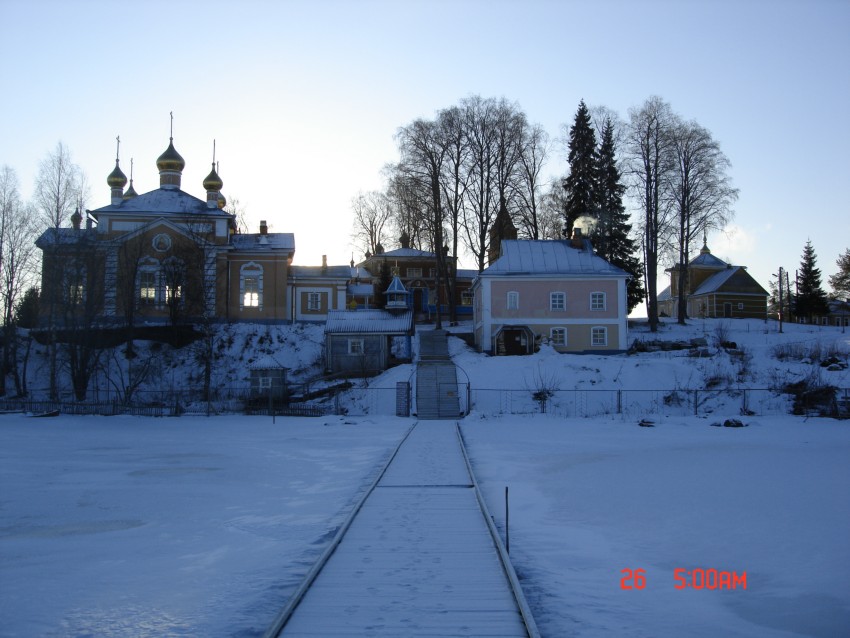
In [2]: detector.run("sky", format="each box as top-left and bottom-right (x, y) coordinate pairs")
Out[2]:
(1, 0), (848, 303)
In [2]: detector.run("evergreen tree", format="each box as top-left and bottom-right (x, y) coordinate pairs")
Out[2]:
(794, 240), (829, 321)
(14, 287), (40, 329)
(562, 100), (599, 238)
(592, 119), (645, 312)
(828, 248), (850, 300)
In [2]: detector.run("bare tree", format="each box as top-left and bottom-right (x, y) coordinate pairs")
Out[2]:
(33, 141), (81, 231)
(438, 105), (469, 324)
(460, 95), (499, 272)
(0, 167), (39, 396)
(351, 190), (392, 256)
(665, 118), (738, 324)
(385, 166), (428, 252)
(396, 118), (449, 328)
(625, 96), (676, 332)
(514, 123), (550, 239)
(60, 235), (106, 401)
(33, 142), (84, 398)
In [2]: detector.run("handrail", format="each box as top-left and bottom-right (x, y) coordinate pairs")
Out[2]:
(262, 422), (417, 638)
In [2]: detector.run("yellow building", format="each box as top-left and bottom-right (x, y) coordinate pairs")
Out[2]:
(36, 136), (349, 331)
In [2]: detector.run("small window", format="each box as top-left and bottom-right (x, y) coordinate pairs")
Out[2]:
(550, 292), (566, 311)
(407, 267), (422, 278)
(243, 277), (260, 307)
(507, 291), (519, 310)
(821, 317), (828, 326)
(461, 290), (473, 306)
(591, 326), (608, 347)
(307, 292), (321, 311)
(429, 268), (436, 278)
(165, 283), (182, 305)
(259, 376), (273, 390)
(348, 338), (364, 355)
(591, 292), (606, 311)
(550, 327), (566, 346)
(738, 302), (744, 310)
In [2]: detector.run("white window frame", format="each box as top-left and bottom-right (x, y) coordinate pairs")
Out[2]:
(239, 262), (264, 311)
(738, 302), (744, 310)
(550, 291), (566, 311)
(507, 291), (519, 310)
(243, 276), (260, 308)
(550, 327), (566, 346)
(407, 267), (422, 278)
(348, 338), (365, 355)
(307, 291), (322, 311)
(591, 292), (606, 311)
(461, 289), (474, 306)
(258, 376), (273, 390)
(591, 326), (608, 347)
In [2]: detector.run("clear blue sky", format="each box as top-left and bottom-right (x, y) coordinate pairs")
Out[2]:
(2, 0), (848, 303)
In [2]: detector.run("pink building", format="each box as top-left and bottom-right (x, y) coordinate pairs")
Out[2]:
(472, 237), (630, 355)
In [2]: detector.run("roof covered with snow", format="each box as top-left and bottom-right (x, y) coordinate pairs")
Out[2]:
(690, 251), (729, 269)
(693, 266), (768, 296)
(482, 240), (629, 278)
(375, 247), (435, 259)
(36, 228), (98, 248)
(289, 265), (352, 279)
(325, 309), (413, 334)
(90, 188), (233, 218)
(249, 354), (288, 370)
(230, 233), (295, 252)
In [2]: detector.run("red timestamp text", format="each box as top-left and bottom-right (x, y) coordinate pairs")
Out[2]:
(620, 568), (747, 590)
(674, 568), (747, 590)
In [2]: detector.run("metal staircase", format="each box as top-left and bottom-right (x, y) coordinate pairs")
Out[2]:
(416, 330), (461, 419)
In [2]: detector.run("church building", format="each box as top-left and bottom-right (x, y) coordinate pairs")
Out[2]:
(36, 134), (351, 331)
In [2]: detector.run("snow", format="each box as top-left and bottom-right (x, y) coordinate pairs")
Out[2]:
(2, 318), (849, 636)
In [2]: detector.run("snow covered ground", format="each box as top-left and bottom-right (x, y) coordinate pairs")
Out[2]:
(2, 412), (848, 637)
(2, 319), (849, 636)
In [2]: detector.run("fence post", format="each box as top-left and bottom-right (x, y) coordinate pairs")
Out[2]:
(694, 390), (699, 416)
(617, 389), (622, 414)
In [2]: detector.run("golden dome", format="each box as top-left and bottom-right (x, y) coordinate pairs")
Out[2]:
(203, 163), (223, 191)
(107, 160), (128, 188)
(156, 138), (185, 172)
(217, 192), (226, 209)
(123, 180), (138, 200)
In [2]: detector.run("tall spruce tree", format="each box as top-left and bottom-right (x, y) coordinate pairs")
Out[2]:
(562, 100), (599, 238)
(794, 240), (829, 322)
(828, 248), (850, 300)
(593, 119), (645, 312)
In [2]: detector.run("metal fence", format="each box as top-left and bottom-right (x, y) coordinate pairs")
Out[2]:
(2, 385), (846, 419)
(469, 387), (850, 419)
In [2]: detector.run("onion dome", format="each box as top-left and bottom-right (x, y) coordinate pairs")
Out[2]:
(70, 207), (82, 230)
(217, 192), (226, 209)
(123, 180), (138, 200)
(107, 160), (128, 189)
(156, 138), (185, 172)
(203, 163), (223, 191)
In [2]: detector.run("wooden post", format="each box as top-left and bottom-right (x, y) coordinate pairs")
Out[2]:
(505, 486), (510, 555)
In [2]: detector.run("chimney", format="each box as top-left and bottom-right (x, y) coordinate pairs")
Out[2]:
(322, 254), (328, 273)
(571, 227), (584, 249)
(259, 220), (268, 235)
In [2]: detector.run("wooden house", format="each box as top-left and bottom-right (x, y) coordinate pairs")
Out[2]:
(658, 242), (769, 319)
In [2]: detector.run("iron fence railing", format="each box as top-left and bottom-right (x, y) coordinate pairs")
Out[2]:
(1, 386), (846, 419)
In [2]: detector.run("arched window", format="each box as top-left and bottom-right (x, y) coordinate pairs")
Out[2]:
(240, 262), (263, 310)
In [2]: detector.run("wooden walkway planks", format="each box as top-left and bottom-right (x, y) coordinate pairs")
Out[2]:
(275, 422), (532, 637)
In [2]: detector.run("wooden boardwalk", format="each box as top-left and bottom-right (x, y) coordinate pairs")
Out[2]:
(270, 422), (537, 637)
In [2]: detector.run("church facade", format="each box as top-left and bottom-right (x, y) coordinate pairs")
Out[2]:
(36, 137), (352, 330)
